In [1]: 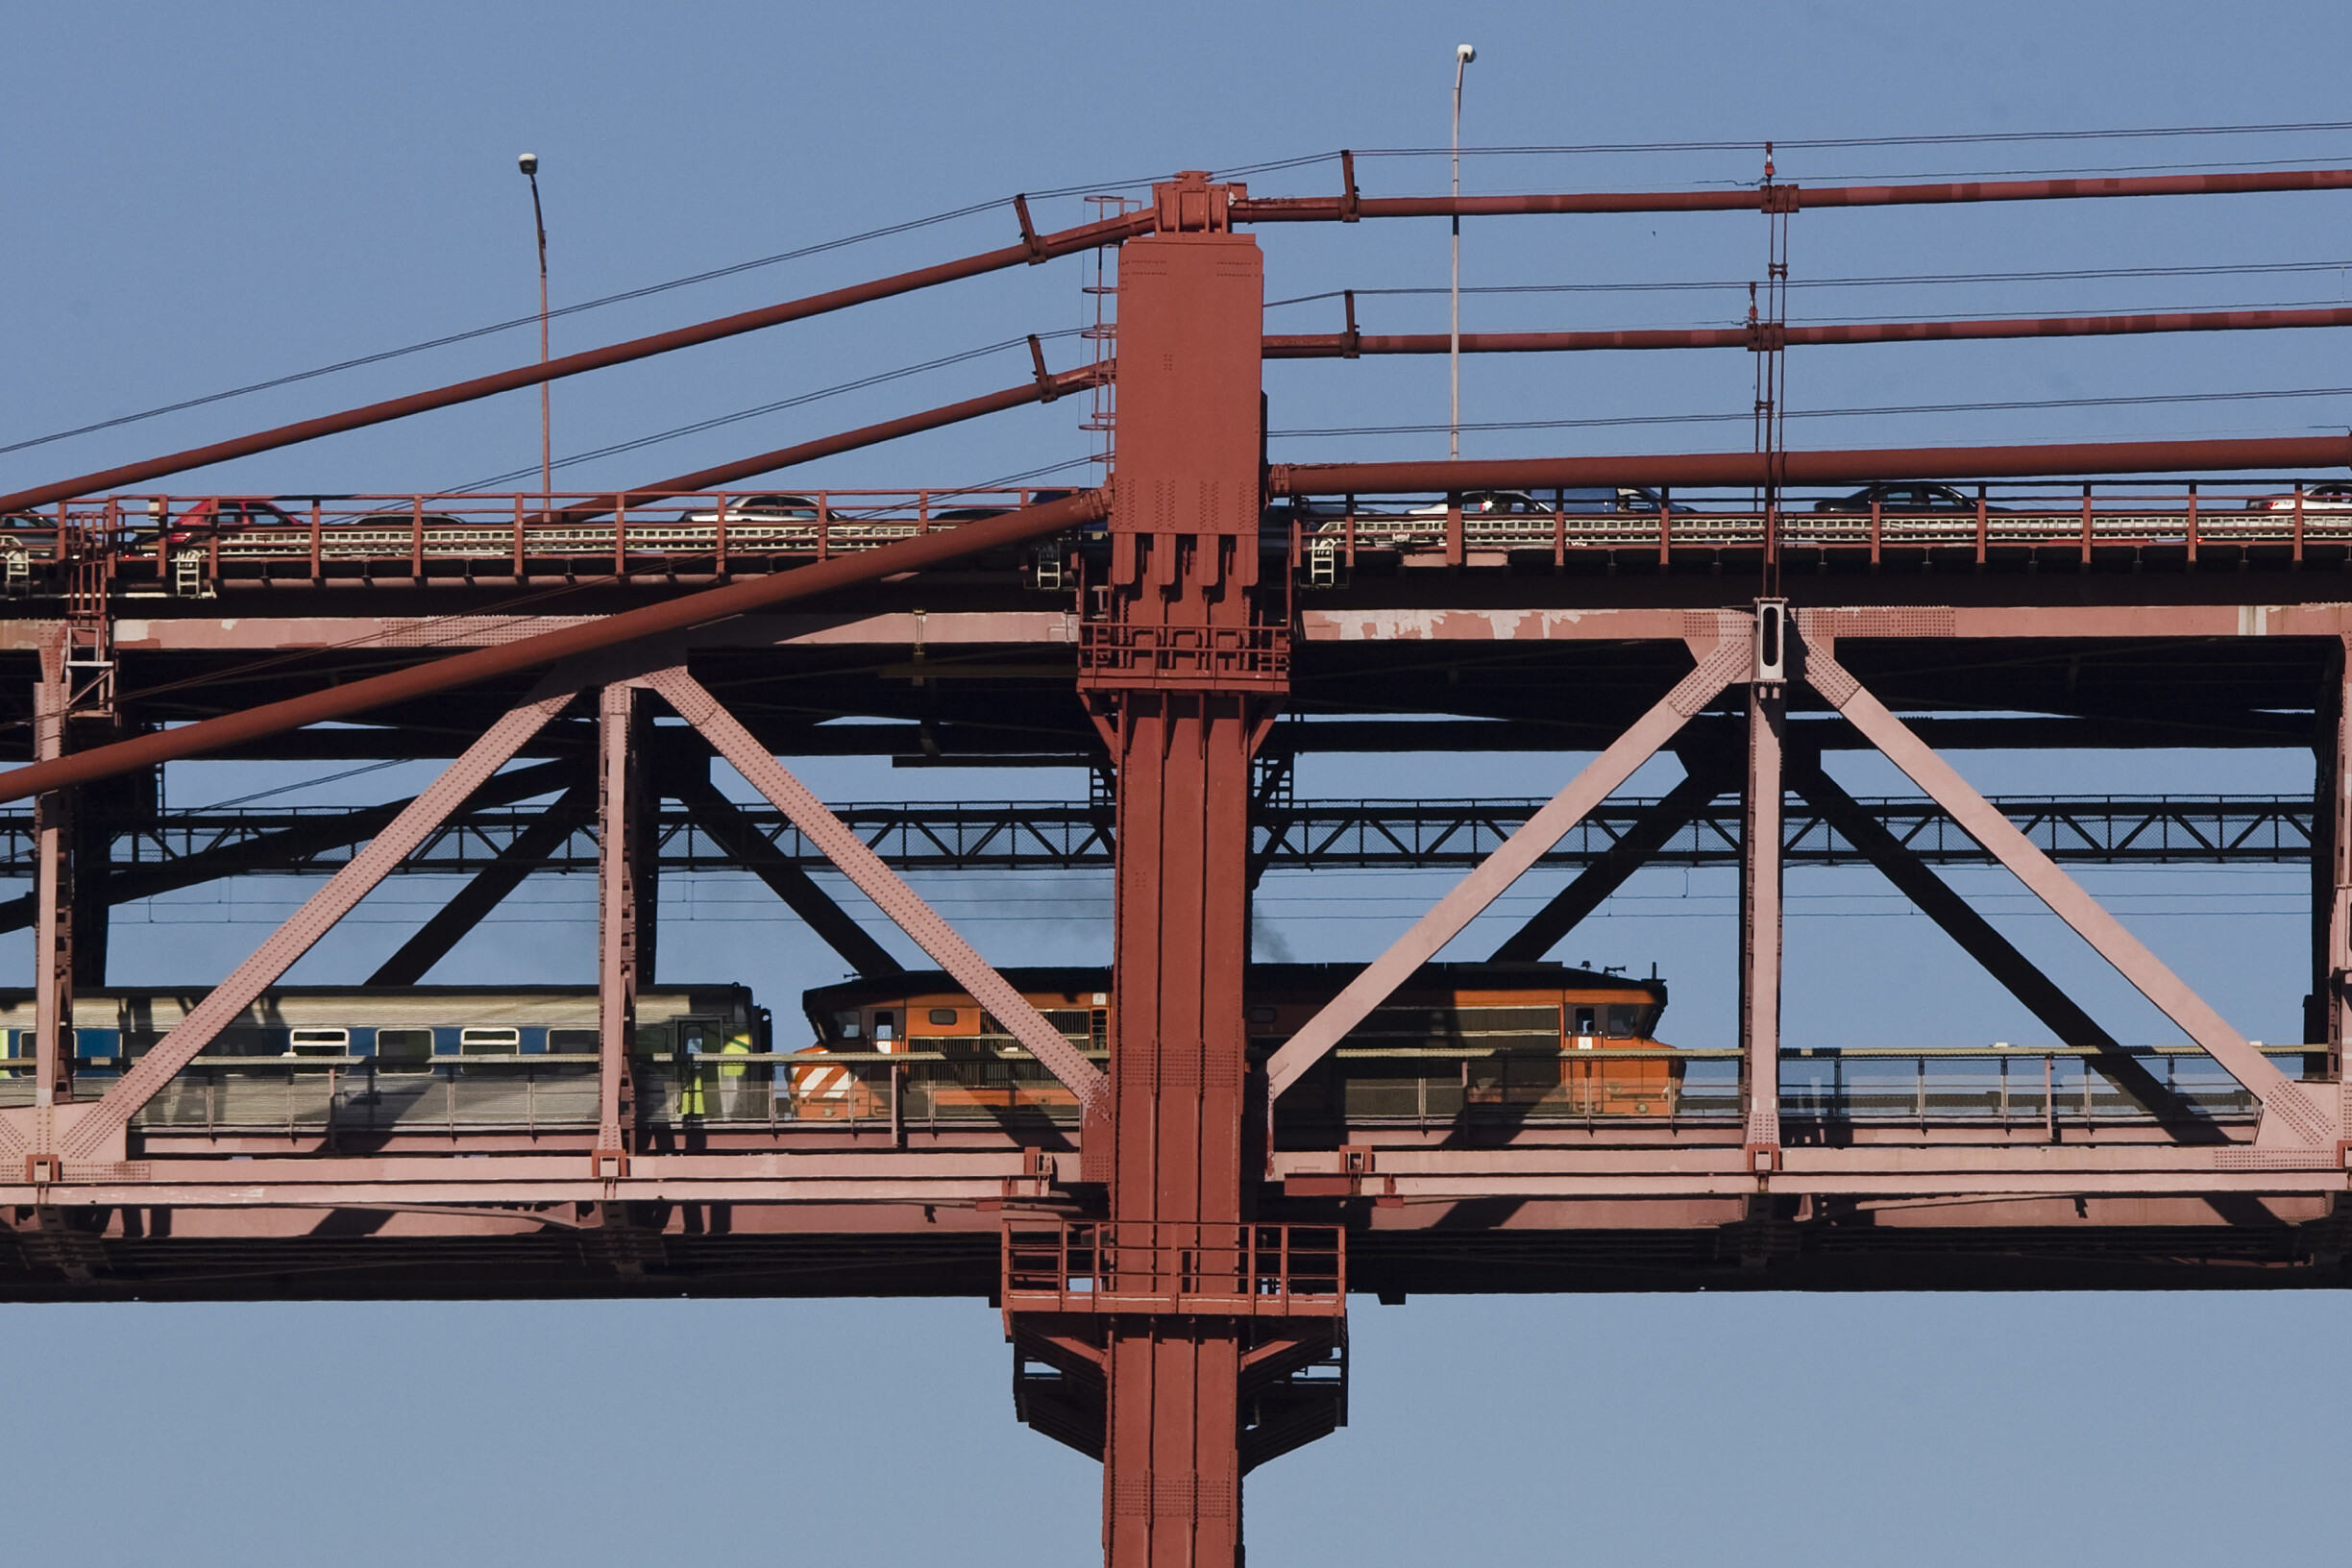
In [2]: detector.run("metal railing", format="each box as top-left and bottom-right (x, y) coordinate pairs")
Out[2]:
(8, 487), (1082, 592)
(1320, 1042), (2317, 1129)
(1003, 1220), (1346, 1315)
(0, 1041), (2317, 1137)
(8, 480), (2346, 596)
(1291, 480), (2352, 568)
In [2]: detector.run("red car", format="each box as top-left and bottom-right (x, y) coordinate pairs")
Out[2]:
(145, 497), (302, 547)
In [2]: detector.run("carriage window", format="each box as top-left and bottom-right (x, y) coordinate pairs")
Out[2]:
(928, 1008), (960, 1026)
(459, 1027), (520, 1056)
(1572, 1006), (1598, 1037)
(549, 1029), (598, 1053)
(377, 1028), (432, 1062)
(1606, 1005), (1638, 1039)
(288, 1028), (348, 1057)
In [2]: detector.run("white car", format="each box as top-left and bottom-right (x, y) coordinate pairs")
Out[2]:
(1406, 489), (1550, 519)
(2245, 481), (2352, 513)
(676, 492), (823, 527)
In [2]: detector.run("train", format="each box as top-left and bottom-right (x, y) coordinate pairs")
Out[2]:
(0, 965), (1681, 1127)
(791, 961), (1679, 1120)
(0, 985), (766, 1074)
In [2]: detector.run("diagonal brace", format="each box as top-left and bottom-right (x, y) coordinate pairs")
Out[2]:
(367, 775), (595, 985)
(1265, 628), (1752, 1099)
(1787, 750), (2215, 1131)
(647, 668), (1106, 1112)
(1803, 638), (2333, 1147)
(674, 771), (904, 979)
(1489, 748), (1734, 963)
(57, 673), (587, 1161)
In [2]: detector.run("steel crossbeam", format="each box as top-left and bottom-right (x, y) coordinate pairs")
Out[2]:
(0, 792), (2303, 881)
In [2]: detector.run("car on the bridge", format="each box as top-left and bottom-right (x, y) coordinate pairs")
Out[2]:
(930, 488), (1078, 523)
(676, 492), (824, 527)
(141, 496), (303, 547)
(1407, 488), (1549, 519)
(1811, 481), (2006, 514)
(2244, 480), (2352, 513)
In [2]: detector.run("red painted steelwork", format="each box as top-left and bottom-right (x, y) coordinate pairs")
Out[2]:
(1741, 679), (1785, 1164)
(12, 165), (2342, 518)
(1262, 620), (1751, 1100)
(1798, 631), (2335, 1148)
(1269, 434), (2352, 496)
(596, 680), (644, 1171)
(1262, 306), (2352, 357)
(1086, 205), (1276, 1568)
(0, 211), (1153, 516)
(547, 362), (1106, 526)
(1233, 165), (2352, 222)
(648, 667), (1108, 1108)
(46, 671), (588, 1162)
(0, 489), (1109, 805)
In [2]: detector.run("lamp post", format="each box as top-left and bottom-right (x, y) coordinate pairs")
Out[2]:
(519, 152), (551, 502)
(1451, 43), (1476, 463)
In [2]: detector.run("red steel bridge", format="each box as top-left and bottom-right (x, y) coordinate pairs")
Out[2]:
(8, 162), (2352, 1565)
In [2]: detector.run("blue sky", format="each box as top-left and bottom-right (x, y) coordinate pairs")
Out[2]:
(5, 2), (2350, 1563)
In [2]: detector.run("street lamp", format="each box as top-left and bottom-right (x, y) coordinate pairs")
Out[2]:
(1451, 43), (1476, 463)
(519, 152), (551, 502)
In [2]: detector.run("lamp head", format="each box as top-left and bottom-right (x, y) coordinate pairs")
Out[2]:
(518, 152), (539, 177)
(1456, 43), (1477, 63)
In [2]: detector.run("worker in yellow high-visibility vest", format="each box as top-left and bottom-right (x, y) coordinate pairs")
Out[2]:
(717, 1030), (752, 1119)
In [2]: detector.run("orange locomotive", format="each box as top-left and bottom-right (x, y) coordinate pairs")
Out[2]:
(789, 962), (1678, 1122)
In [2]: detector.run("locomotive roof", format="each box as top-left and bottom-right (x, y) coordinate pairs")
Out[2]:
(803, 961), (1666, 1013)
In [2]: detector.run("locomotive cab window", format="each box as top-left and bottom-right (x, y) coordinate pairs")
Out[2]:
(1606, 1005), (1638, 1039)
(928, 1008), (961, 1026)
(831, 1011), (862, 1041)
(1572, 1006), (1598, 1036)
(459, 1027), (520, 1056)
(872, 1011), (896, 1043)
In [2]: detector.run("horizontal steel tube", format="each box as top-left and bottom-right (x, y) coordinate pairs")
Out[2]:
(1262, 306), (2352, 357)
(548, 362), (1106, 527)
(0, 490), (1109, 804)
(0, 214), (1150, 516)
(1235, 166), (2352, 222)
(1269, 434), (2352, 496)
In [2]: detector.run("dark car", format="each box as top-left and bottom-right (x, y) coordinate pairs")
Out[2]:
(931, 488), (1078, 523)
(1812, 482), (2001, 514)
(1559, 485), (1687, 515)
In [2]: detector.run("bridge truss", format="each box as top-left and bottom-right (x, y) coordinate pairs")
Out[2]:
(4, 164), (2352, 1566)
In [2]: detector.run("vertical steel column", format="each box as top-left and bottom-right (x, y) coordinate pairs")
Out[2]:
(1739, 668), (1783, 1165)
(595, 683), (641, 1173)
(31, 647), (74, 1115)
(632, 708), (662, 986)
(2321, 637), (2352, 1076)
(1086, 175), (1278, 1568)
